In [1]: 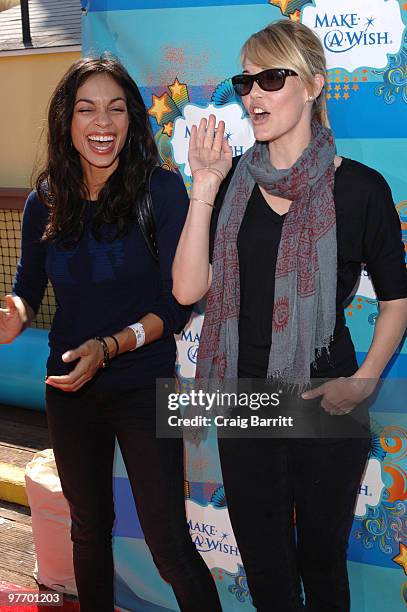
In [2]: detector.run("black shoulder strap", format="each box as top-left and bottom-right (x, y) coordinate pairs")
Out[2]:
(136, 167), (159, 262)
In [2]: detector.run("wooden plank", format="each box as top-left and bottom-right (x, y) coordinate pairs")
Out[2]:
(0, 500), (31, 525)
(0, 404), (47, 427)
(0, 516), (35, 576)
(0, 422), (50, 450)
(0, 566), (38, 589)
(0, 445), (35, 469)
(0, 188), (30, 211)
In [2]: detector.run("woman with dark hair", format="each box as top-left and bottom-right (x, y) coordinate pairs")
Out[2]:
(173, 20), (407, 612)
(0, 57), (222, 612)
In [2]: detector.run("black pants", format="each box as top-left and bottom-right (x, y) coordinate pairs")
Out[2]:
(45, 384), (221, 612)
(218, 434), (371, 612)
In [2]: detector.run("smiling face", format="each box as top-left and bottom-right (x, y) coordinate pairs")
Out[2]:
(241, 60), (317, 146)
(71, 73), (129, 176)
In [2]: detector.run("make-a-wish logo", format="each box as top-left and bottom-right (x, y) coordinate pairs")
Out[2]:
(176, 311), (204, 378)
(355, 458), (385, 517)
(302, 0), (405, 71)
(187, 345), (199, 365)
(171, 101), (254, 177)
(186, 499), (241, 573)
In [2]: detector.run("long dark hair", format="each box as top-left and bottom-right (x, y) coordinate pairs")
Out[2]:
(36, 56), (158, 245)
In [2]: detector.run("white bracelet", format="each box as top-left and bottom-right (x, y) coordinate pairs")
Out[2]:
(128, 322), (145, 351)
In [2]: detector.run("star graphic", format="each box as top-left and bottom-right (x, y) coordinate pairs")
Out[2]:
(269, 0), (290, 14)
(149, 93), (171, 124)
(225, 131), (233, 141)
(334, 93), (341, 100)
(169, 77), (187, 100)
(326, 93), (331, 100)
(327, 85), (332, 91)
(393, 543), (407, 575)
(335, 84), (341, 91)
(343, 92), (350, 100)
(352, 84), (359, 91)
(344, 84), (349, 90)
(220, 532), (229, 541)
(162, 122), (174, 137)
(366, 16), (375, 28)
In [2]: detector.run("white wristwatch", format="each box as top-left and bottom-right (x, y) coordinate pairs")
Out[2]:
(128, 322), (145, 351)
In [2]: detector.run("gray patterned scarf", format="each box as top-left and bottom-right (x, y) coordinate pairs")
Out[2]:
(196, 121), (337, 388)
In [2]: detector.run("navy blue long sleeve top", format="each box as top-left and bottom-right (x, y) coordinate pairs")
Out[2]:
(13, 167), (192, 390)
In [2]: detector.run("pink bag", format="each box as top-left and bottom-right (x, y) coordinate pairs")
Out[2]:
(25, 449), (77, 595)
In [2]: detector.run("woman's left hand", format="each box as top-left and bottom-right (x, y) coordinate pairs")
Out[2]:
(45, 339), (104, 392)
(301, 376), (378, 415)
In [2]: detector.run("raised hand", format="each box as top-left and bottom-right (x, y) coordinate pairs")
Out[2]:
(189, 114), (233, 185)
(0, 295), (24, 344)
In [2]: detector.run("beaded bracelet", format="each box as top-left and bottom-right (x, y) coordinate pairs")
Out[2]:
(93, 336), (110, 368)
(107, 334), (120, 358)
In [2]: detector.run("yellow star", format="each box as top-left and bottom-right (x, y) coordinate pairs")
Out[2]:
(327, 85), (332, 91)
(269, 0), (290, 14)
(344, 84), (349, 90)
(352, 84), (359, 91)
(149, 93), (171, 124)
(335, 84), (341, 91)
(334, 93), (341, 100)
(326, 93), (331, 100)
(162, 122), (174, 137)
(169, 78), (187, 100)
(343, 92), (350, 100)
(393, 543), (407, 575)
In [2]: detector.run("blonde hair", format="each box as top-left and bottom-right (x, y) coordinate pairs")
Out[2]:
(241, 20), (329, 127)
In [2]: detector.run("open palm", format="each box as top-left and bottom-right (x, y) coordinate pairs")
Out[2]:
(189, 114), (233, 181)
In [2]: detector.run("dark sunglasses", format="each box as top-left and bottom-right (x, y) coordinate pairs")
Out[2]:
(231, 68), (298, 96)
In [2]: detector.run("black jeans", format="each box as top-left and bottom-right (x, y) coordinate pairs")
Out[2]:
(45, 384), (222, 612)
(219, 436), (370, 612)
(218, 434), (371, 612)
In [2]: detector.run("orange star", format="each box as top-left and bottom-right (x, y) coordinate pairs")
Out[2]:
(169, 78), (187, 100)
(344, 84), (349, 90)
(326, 93), (331, 100)
(162, 122), (174, 137)
(343, 92), (350, 100)
(327, 85), (332, 91)
(393, 543), (407, 575)
(289, 9), (301, 21)
(335, 84), (341, 91)
(334, 93), (341, 100)
(149, 93), (171, 124)
(269, 0), (290, 14)
(352, 84), (359, 91)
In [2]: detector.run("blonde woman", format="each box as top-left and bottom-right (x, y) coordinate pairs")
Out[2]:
(173, 20), (407, 612)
